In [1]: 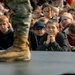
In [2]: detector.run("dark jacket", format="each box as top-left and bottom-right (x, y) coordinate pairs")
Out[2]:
(0, 28), (14, 50)
(29, 31), (44, 50)
(37, 32), (70, 51)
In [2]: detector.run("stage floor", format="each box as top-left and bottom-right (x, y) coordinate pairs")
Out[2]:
(0, 51), (75, 75)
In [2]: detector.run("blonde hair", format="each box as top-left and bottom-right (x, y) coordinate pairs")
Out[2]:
(61, 12), (73, 20)
(51, 6), (59, 13)
(0, 15), (9, 23)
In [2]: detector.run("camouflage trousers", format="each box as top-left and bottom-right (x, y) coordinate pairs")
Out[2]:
(6, 0), (32, 36)
(0, 0), (32, 62)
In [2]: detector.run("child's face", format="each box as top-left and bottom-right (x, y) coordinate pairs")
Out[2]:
(43, 7), (52, 19)
(61, 17), (72, 28)
(55, 10), (59, 16)
(0, 22), (9, 33)
(34, 26), (45, 36)
(46, 23), (59, 35)
(33, 10), (41, 19)
(30, 18), (37, 27)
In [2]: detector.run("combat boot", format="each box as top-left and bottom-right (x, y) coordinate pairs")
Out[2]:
(0, 32), (31, 62)
(0, 0), (32, 62)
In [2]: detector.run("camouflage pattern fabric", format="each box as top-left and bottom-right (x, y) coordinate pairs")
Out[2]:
(0, 0), (31, 62)
(6, 0), (32, 36)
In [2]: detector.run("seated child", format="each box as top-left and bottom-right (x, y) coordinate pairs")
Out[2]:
(29, 21), (45, 50)
(67, 22), (75, 51)
(0, 15), (14, 50)
(68, 8), (75, 22)
(37, 20), (70, 51)
(51, 0), (63, 9)
(60, 12), (73, 33)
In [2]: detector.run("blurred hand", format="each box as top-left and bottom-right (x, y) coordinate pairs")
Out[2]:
(50, 35), (55, 43)
(45, 34), (56, 44)
(70, 45), (75, 51)
(45, 35), (51, 44)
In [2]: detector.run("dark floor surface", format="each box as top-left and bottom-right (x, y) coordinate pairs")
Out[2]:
(0, 51), (75, 75)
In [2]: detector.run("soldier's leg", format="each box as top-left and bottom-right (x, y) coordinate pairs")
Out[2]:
(0, 0), (32, 62)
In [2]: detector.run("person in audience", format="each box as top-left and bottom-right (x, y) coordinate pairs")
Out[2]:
(51, 6), (60, 22)
(37, 20), (70, 51)
(30, 14), (38, 31)
(68, 8), (75, 22)
(0, 2), (9, 14)
(29, 21), (45, 50)
(42, 3), (52, 20)
(0, 15), (14, 50)
(33, 9), (42, 19)
(60, 12), (73, 33)
(50, 0), (63, 9)
(35, 6), (42, 14)
(67, 23), (75, 51)
(4, 11), (13, 30)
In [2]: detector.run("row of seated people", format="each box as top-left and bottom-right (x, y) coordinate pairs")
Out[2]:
(0, 1), (75, 52)
(29, 20), (75, 51)
(29, 2), (75, 51)
(0, 14), (75, 51)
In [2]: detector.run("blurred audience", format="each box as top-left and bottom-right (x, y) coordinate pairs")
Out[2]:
(37, 20), (70, 51)
(0, 15), (14, 50)
(29, 21), (45, 50)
